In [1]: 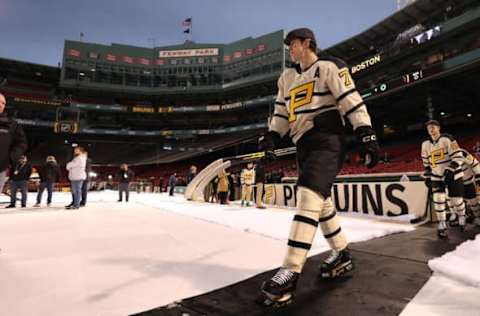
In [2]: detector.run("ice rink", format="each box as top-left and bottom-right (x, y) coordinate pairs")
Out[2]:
(0, 191), (479, 315)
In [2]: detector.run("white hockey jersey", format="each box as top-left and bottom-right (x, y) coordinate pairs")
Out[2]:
(421, 134), (463, 181)
(459, 149), (480, 184)
(241, 168), (255, 185)
(269, 56), (372, 144)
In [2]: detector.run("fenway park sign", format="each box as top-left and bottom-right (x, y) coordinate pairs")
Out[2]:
(158, 48), (219, 58)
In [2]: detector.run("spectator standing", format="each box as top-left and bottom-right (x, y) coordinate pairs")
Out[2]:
(255, 160), (266, 209)
(34, 156), (61, 207)
(6, 155), (32, 208)
(217, 169), (230, 204)
(117, 163), (134, 202)
(65, 147), (86, 209)
(0, 92), (27, 203)
(168, 173), (177, 196)
(186, 165), (197, 184)
(80, 150), (92, 207)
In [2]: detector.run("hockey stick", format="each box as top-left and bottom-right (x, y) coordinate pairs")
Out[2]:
(410, 186), (431, 224)
(224, 146), (297, 165)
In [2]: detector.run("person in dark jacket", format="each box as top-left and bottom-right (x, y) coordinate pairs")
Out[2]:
(255, 160), (266, 209)
(168, 173), (177, 196)
(6, 155), (32, 208)
(0, 93), (27, 199)
(80, 150), (91, 207)
(186, 165), (197, 184)
(34, 156), (61, 207)
(117, 163), (134, 202)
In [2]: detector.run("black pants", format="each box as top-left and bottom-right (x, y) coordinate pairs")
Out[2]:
(218, 191), (228, 204)
(81, 180), (89, 205)
(37, 182), (54, 204)
(169, 186), (175, 196)
(10, 180), (28, 207)
(296, 131), (344, 198)
(118, 182), (130, 201)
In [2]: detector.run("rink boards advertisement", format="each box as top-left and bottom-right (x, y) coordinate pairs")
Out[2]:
(256, 181), (428, 218)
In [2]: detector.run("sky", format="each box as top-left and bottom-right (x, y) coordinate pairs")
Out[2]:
(0, 0), (397, 66)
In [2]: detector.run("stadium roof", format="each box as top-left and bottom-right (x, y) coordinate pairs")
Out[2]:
(324, 0), (475, 61)
(0, 57), (59, 82)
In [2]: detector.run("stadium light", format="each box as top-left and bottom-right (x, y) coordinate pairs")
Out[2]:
(79, 72), (85, 76)
(467, 113), (472, 118)
(440, 112), (445, 116)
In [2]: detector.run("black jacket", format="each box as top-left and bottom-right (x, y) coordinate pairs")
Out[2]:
(255, 163), (266, 183)
(117, 169), (134, 183)
(39, 162), (61, 183)
(11, 161), (32, 181)
(168, 175), (177, 186)
(0, 113), (27, 172)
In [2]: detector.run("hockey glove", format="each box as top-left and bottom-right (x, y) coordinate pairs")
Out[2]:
(355, 126), (379, 168)
(258, 131), (281, 160)
(444, 161), (459, 185)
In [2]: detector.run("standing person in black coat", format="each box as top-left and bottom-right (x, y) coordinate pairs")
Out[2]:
(255, 160), (266, 209)
(117, 163), (134, 202)
(168, 173), (177, 196)
(186, 165), (197, 184)
(35, 156), (61, 207)
(6, 155), (32, 208)
(0, 93), (27, 200)
(80, 150), (91, 207)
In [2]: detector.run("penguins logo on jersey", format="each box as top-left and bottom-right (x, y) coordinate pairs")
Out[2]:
(288, 81), (315, 122)
(431, 148), (445, 167)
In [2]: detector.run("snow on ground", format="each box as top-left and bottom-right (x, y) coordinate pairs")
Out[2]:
(401, 235), (480, 316)
(428, 235), (480, 288)
(0, 191), (414, 316)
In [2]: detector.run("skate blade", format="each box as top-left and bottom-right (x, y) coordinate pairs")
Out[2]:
(256, 291), (293, 308)
(437, 230), (448, 239)
(320, 261), (354, 279)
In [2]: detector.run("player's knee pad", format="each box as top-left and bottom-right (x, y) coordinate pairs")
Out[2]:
(297, 186), (324, 212)
(433, 192), (446, 221)
(450, 196), (465, 215)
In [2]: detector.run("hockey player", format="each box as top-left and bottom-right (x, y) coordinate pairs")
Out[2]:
(451, 149), (480, 226)
(240, 162), (255, 207)
(257, 28), (379, 306)
(422, 120), (465, 237)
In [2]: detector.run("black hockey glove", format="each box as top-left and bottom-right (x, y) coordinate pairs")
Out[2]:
(258, 131), (281, 160)
(355, 126), (379, 169)
(444, 161), (459, 185)
(424, 167), (432, 189)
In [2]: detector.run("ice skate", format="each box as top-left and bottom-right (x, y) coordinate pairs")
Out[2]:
(448, 213), (458, 227)
(257, 268), (299, 307)
(438, 221), (448, 238)
(319, 248), (354, 278)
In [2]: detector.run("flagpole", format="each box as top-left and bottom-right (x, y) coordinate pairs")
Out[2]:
(190, 17), (193, 41)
